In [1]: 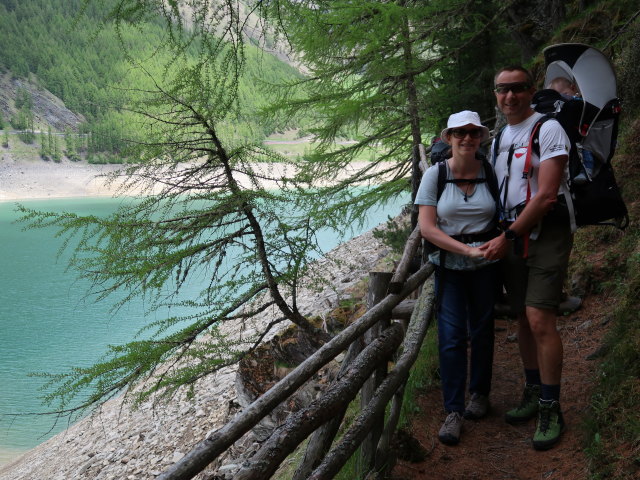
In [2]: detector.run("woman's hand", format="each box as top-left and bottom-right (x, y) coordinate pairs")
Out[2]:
(466, 246), (485, 259)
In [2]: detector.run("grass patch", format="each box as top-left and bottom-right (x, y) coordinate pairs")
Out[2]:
(582, 246), (640, 479)
(398, 321), (439, 429)
(579, 118), (640, 479)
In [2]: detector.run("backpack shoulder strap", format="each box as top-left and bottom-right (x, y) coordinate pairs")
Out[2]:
(530, 114), (553, 157)
(436, 160), (447, 202)
(482, 159), (499, 203)
(481, 159), (500, 227)
(492, 126), (505, 166)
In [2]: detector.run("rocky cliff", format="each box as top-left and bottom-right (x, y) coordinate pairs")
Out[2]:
(0, 72), (84, 132)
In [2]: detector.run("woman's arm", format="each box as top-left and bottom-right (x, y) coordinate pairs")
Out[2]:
(418, 204), (484, 258)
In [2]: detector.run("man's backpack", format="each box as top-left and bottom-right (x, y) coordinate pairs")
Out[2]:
(533, 111), (626, 229)
(495, 43), (628, 229)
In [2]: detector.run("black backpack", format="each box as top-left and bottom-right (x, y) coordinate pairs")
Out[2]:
(434, 158), (499, 207)
(430, 137), (489, 166)
(429, 137), (451, 165)
(424, 158), (501, 273)
(524, 43), (629, 229)
(492, 102), (628, 229)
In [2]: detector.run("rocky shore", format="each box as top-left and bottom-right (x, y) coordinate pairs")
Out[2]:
(0, 155), (129, 201)
(0, 153), (397, 202)
(0, 221), (394, 480)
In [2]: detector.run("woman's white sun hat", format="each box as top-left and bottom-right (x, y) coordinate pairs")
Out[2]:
(440, 110), (490, 144)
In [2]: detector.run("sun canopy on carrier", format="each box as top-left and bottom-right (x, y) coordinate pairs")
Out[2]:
(533, 43), (628, 229)
(534, 43), (621, 166)
(543, 43), (617, 110)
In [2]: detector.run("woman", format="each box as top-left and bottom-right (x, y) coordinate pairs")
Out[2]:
(415, 110), (499, 445)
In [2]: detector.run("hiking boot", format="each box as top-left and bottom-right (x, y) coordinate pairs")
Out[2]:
(463, 392), (490, 420)
(438, 412), (463, 445)
(505, 383), (541, 424)
(532, 400), (565, 450)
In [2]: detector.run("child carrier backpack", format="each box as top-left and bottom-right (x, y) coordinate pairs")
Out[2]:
(532, 43), (628, 229)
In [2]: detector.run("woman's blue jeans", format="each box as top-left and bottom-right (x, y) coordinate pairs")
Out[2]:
(435, 263), (498, 413)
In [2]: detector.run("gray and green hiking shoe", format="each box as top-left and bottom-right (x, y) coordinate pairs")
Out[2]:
(505, 383), (540, 424)
(438, 412), (463, 445)
(532, 400), (565, 450)
(464, 392), (490, 420)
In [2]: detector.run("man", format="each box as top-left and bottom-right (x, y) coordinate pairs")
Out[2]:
(479, 66), (572, 450)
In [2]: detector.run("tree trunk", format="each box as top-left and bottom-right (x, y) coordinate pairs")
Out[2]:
(401, 13), (424, 230)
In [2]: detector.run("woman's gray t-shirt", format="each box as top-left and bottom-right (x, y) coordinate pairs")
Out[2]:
(414, 161), (497, 270)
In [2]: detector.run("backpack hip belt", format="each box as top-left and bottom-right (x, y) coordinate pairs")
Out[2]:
(450, 230), (500, 244)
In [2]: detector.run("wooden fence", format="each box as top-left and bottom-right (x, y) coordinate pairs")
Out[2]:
(158, 145), (435, 480)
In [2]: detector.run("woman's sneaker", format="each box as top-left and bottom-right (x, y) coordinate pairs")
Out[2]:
(463, 392), (490, 419)
(438, 412), (463, 445)
(532, 400), (565, 450)
(505, 383), (541, 424)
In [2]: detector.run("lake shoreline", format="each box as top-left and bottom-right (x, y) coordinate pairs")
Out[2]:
(0, 155), (396, 202)
(0, 156), (128, 202)
(0, 223), (395, 478)
(0, 449), (25, 469)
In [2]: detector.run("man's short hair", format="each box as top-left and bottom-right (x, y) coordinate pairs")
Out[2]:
(494, 66), (535, 87)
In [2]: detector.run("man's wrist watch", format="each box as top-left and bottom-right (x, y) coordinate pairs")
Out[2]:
(504, 228), (518, 241)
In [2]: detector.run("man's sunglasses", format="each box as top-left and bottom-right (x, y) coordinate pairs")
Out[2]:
(494, 82), (532, 94)
(450, 128), (484, 139)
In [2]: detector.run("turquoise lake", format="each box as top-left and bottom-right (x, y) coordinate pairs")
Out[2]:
(0, 195), (406, 465)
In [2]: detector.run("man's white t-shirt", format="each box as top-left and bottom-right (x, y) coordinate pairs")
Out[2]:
(490, 112), (570, 221)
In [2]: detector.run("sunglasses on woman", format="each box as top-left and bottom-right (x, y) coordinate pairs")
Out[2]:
(449, 128), (483, 139)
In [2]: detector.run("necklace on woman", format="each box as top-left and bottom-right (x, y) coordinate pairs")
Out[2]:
(450, 178), (480, 202)
(448, 158), (481, 201)
(461, 182), (475, 201)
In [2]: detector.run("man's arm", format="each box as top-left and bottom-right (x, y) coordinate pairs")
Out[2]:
(478, 154), (567, 260)
(508, 154), (567, 233)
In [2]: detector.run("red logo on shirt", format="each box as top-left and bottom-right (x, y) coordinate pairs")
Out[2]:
(514, 147), (527, 159)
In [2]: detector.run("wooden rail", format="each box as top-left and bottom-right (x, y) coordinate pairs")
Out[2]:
(159, 145), (438, 480)
(158, 264), (434, 480)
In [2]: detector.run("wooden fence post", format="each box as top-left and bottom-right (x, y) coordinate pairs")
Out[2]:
(359, 271), (393, 477)
(157, 263), (435, 480)
(234, 323), (405, 480)
(292, 339), (363, 480)
(307, 276), (435, 480)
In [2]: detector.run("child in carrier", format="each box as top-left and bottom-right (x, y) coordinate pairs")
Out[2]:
(548, 76), (594, 184)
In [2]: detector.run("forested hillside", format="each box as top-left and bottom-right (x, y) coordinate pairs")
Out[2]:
(0, 0), (302, 160)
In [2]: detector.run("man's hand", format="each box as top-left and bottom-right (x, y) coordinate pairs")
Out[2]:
(478, 234), (509, 260)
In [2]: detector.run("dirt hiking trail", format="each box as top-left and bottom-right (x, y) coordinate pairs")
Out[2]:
(392, 295), (608, 480)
